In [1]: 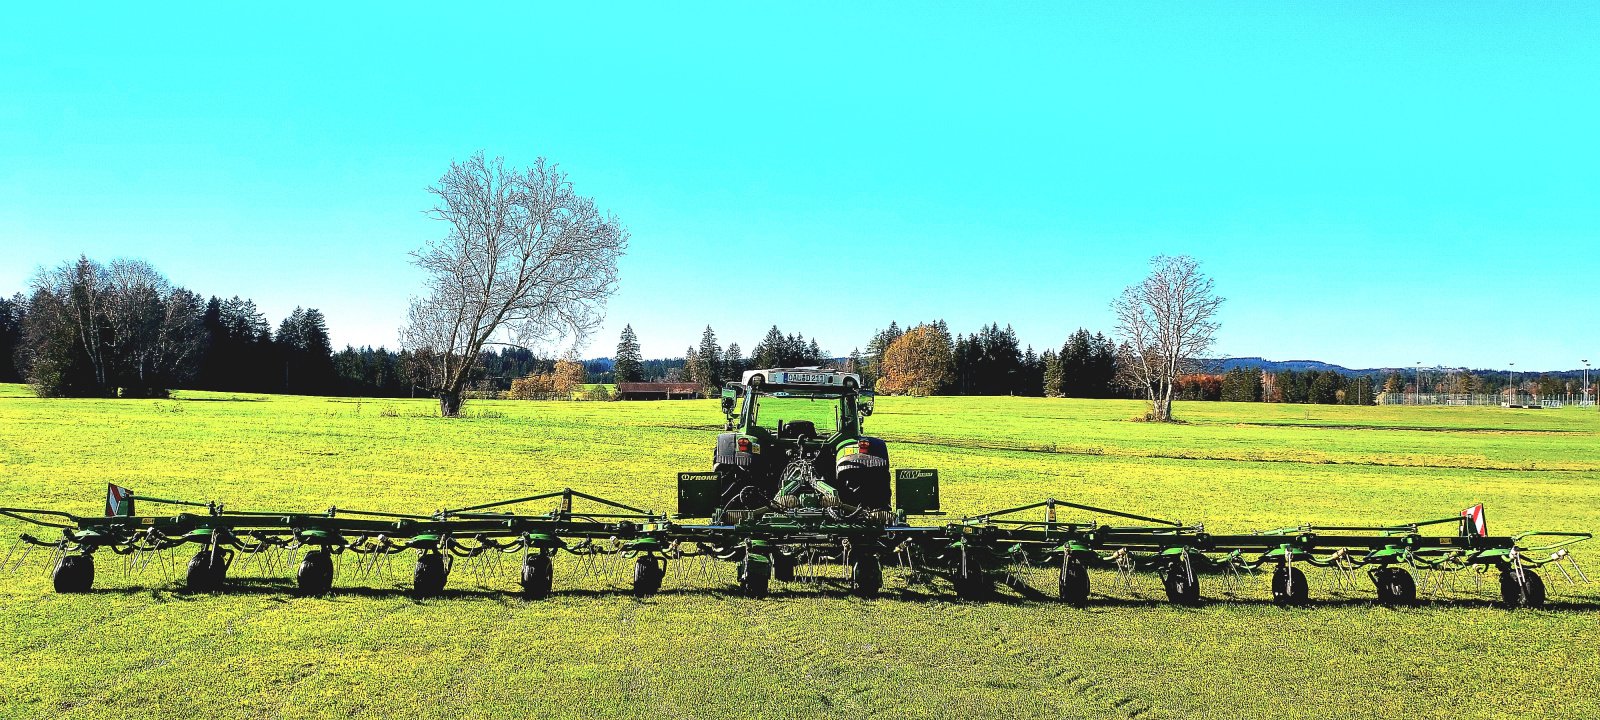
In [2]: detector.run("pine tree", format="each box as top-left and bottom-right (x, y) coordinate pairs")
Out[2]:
(613, 324), (643, 383)
(724, 343), (743, 378)
(692, 325), (721, 393)
(1041, 349), (1062, 398)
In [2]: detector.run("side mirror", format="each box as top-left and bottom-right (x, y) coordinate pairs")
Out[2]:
(859, 393), (875, 417)
(720, 384), (742, 416)
(720, 396), (736, 414)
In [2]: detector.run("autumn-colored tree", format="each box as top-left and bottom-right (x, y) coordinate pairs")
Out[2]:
(507, 373), (555, 399)
(877, 325), (954, 396)
(553, 357), (587, 399)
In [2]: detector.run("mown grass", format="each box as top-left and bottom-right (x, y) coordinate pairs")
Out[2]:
(1, 383), (1598, 719)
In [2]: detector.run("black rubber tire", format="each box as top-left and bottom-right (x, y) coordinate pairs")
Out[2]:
(53, 553), (94, 593)
(521, 553), (554, 600)
(1058, 557), (1090, 607)
(412, 552), (449, 598)
(186, 548), (231, 592)
(296, 550), (335, 596)
(1270, 565), (1308, 606)
(772, 551), (795, 582)
(738, 555), (771, 598)
(1162, 561), (1201, 606)
(1372, 567), (1415, 607)
(953, 553), (990, 600)
(632, 556), (664, 598)
(851, 555), (882, 598)
(1500, 567), (1546, 609)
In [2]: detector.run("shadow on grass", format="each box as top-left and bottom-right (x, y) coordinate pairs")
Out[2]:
(70, 576), (1600, 612)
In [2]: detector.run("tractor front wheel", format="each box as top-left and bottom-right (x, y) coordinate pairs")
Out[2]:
(53, 553), (94, 593)
(521, 553), (554, 600)
(1270, 565), (1308, 606)
(297, 550), (335, 596)
(1500, 567), (1546, 609)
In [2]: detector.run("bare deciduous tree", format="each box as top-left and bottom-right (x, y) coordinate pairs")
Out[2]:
(402, 152), (629, 417)
(1112, 255), (1224, 422)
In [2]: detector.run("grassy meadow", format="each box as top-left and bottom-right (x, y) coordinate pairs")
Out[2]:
(1, 383), (1598, 719)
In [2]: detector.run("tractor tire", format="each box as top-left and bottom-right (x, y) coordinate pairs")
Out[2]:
(53, 553), (94, 593)
(521, 553), (554, 600)
(412, 552), (449, 598)
(1058, 557), (1090, 607)
(296, 550), (335, 596)
(1270, 565), (1308, 606)
(632, 556), (664, 598)
(851, 555), (882, 598)
(738, 555), (772, 598)
(186, 548), (232, 592)
(1500, 567), (1546, 609)
(1371, 567), (1415, 607)
(1162, 561), (1201, 606)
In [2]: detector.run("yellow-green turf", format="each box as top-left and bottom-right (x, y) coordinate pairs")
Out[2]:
(1, 382), (1598, 719)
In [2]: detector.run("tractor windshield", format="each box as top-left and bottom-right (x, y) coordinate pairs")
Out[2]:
(748, 393), (841, 437)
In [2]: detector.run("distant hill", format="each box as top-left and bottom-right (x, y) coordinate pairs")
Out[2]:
(1206, 357), (1379, 375)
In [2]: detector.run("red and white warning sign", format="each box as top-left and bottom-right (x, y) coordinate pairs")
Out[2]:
(1461, 503), (1486, 537)
(106, 483), (134, 517)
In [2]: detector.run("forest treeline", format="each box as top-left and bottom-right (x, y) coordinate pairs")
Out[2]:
(1, 256), (1587, 403)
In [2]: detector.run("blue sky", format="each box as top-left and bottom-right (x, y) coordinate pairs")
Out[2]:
(2, 3), (1595, 370)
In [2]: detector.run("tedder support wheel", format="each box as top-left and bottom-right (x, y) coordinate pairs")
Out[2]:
(632, 556), (664, 597)
(1058, 557), (1090, 607)
(297, 550), (335, 596)
(738, 554), (772, 598)
(186, 548), (232, 592)
(413, 552), (450, 598)
(1371, 566), (1416, 607)
(851, 555), (882, 598)
(953, 552), (991, 600)
(1270, 565), (1308, 606)
(1500, 567), (1546, 609)
(53, 553), (94, 593)
(521, 553), (554, 600)
(772, 551), (795, 582)
(1162, 561), (1201, 606)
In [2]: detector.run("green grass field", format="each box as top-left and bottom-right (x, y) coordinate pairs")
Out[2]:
(2, 383), (1598, 719)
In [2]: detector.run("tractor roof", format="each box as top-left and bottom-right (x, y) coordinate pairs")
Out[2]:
(739, 368), (861, 393)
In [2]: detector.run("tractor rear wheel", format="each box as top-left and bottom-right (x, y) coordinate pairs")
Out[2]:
(632, 556), (664, 597)
(1371, 567), (1415, 606)
(1058, 557), (1090, 607)
(1162, 561), (1201, 606)
(851, 555), (882, 598)
(521, 553), (554, 600)
(1270, 565), (1308, 606)
(297, 550), (335, 596)
(53, 553), (94, 593)
(1500, 567), (1546, 608)
(186, 548), (231, 592)
(412, 552), (449, 598)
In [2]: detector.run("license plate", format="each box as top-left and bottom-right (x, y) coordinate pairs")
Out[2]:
(785, 372), (825, 384)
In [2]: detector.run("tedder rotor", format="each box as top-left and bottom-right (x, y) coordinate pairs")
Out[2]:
(1, 369), (1591, 608)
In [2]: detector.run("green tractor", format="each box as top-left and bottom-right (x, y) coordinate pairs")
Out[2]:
(709, 368), (892, 517)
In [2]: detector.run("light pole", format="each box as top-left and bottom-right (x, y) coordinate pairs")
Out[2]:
(1584, 359), (1591, 406)
(1508, 362), (1515, 405)
(1416, 361), (1422, 405)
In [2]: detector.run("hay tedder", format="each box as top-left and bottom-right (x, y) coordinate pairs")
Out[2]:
(2, 369), (1592, 608)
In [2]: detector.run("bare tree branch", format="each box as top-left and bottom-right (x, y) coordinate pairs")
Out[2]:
(401, 152), (629, 416)
(1112, 255), (1223, 422)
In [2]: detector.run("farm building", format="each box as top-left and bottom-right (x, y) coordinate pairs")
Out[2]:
(615, 382), (703, 400)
